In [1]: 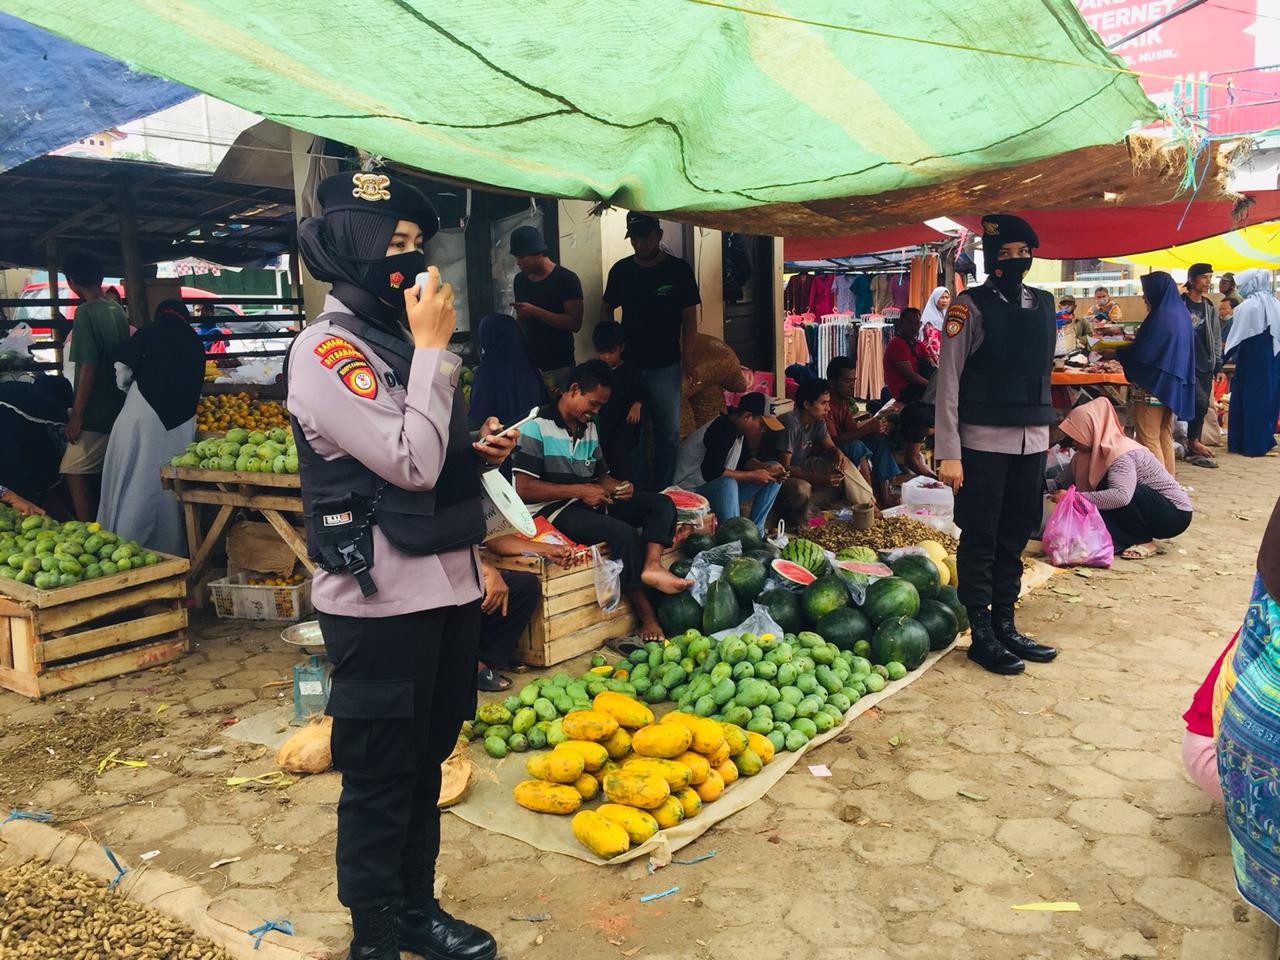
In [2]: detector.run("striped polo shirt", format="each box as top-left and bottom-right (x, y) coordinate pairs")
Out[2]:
(512, 403), (605, 518)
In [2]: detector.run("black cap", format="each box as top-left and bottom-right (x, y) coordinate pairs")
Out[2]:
(980, 213), (1039, 270)
(316, 171), (440, 240)
(625, 211), (661, 238)
(509, 225), (546, 257)
(1187, 262), (1213, 282)
(732, 392), (783, 430)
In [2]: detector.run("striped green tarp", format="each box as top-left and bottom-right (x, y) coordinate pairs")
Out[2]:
(4, 1), (1156, 220)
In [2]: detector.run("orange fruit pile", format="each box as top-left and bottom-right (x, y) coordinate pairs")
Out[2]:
(196, 393), (289, 433)
(248, 573), (306, 587)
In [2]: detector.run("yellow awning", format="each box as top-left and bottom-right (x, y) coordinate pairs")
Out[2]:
(1114, 222), (1280, 272)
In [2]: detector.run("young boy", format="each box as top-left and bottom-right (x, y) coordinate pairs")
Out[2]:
(60, 251), (129, 521)
(593, 320), (646, 483)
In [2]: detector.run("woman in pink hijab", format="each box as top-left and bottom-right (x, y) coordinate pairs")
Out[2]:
(1051, 397), (1192, 559)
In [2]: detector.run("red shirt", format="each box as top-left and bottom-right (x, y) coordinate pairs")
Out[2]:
(884, 334), (921, 400)
(1182, 630), (1239, 737)
(825, 394), (860, 441)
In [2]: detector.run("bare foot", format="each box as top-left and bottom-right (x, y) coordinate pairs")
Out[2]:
(638, 617), (665, 642)
(1189, 440), (1215, 459)
(641, 566), (694, 595)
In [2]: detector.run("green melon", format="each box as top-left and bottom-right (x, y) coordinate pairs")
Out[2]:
(681, 532), (716, 559)
(716, 516), (763, 550)
(916, 599), (960, 651)
(757, 589), (803, 634)
(890, 554), (941, 601)
(870, 616), (930, 670)
(670, 558), (694, 579)
(815, 606), (873, 652)
(746, 543), (781, 563)
(723, 556), (768, 604)
(702, 579), (742, 634)
(657, 591), (703, 637)
(836, 545), (880, 563)
(802, 575), (849, 625)
(861, 576), (920, 624)
(935, 585), (969, 631)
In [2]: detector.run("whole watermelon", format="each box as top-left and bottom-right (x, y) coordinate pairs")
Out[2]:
(758, 589), (803, 634)
(670, 558), (694, 579)
(890, 554), (941, 601)
(871, 616), (930, 670)
(657, 591), (703, 637)
(802, 575), (849, 624)
(782, 538), (828, 576)
(816, 606), (873, 652)
(716, 516), (763, 550)
(861, 576), (920, 624)
(747, 543), (781, 563)
(935, 585), (969, 631)
(916, 599), (959, 651)
(702, 579), (742, 634)
(837, 545), (879, 563)
(723, 556), (768, 604)
(681, 532), (717, 560)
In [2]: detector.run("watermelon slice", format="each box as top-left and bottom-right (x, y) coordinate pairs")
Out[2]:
(663, 489), (709, 510)
(771, 558), (817, 586)
(837, 559), (893, 579)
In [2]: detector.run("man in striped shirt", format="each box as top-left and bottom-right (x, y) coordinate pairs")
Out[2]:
(513, 360), (691, 641)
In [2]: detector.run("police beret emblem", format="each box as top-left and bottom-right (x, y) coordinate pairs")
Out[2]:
(351, 173), (392, 202)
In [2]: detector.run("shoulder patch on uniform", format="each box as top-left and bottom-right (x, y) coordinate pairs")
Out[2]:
(335, 357), (379, 400)
(314, 336), (368, 369)
(944, 303), (969, 338)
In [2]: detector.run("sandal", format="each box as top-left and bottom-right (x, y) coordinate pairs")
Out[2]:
(1121, 544), (1158, 560)
(476, 667), (512, 692)
(1186, 455), (1219, 469)
(605, 636), (643, 657)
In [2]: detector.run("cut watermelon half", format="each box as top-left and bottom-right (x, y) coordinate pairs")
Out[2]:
(837, 559), (893, 579)
(662, 489), (710, 510)
(771, 558), (817, 585)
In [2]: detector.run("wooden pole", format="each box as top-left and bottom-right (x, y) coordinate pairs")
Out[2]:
(116, 190), (149, 326)
(288, 128), (328, 324)
(45, 237), (64, 369)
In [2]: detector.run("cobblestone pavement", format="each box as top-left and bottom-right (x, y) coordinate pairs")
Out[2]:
(1, 453), (1277, 959)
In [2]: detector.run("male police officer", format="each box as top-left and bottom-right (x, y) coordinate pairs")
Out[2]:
(934, 215), (1058, 675)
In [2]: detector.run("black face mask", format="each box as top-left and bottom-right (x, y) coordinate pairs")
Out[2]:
(358, 250), (427, 302)
(991, 257), (1031, 297)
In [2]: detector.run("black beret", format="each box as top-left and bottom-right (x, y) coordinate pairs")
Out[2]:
(980, 214), (1039, 270)
(316, 171), (440, 240)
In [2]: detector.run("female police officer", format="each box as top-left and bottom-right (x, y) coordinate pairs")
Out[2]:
(289, 171), (512, 960)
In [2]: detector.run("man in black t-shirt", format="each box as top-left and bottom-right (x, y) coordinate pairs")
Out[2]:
(510, 225), (584, 392)
(601, 212), (701, 490)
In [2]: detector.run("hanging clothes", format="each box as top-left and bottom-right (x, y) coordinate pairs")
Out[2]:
(854, 323), (887, 400)
(832, 275), (856, 314)
(907, 254), (940, 309)
(782, 316), (811, 368)
(851, 274), (872, 317)
(816, 317), (856, 379)
(870, 275), (891, 312)
(784, 272), (814, 313)
(888, 274), (910, 310)
(807, 273), (836, 317)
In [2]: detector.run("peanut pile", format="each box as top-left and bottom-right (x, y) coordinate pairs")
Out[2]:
(0, 862), (230, 959)
(805, 516), (959, 554)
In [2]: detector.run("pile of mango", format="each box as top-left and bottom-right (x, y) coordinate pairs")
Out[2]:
(510, 691), (773, 860)
(171, 427), (299, 474)
(195, 393), (288, 433)
(0, 509), (158, 588)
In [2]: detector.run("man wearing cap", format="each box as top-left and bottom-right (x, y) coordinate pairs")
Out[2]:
(1182, 262), (1224, 468)
(509, 225), (584, 392)
(934, 214), (1058, 676)
(672, 392), (785, 535)
(602, 212), (702, 489)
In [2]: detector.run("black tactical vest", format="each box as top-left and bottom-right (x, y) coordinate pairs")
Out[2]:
(957, 285), (1056, 427)
(286, 311), (485, 595)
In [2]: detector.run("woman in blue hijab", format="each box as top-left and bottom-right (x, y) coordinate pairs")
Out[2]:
(467, 311), (546, 435)
(1116, 271), (1196, 473)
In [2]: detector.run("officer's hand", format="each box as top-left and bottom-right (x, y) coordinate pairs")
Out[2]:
(473, 417), (518, 466)
(405, 266), (456, 350)
(938, 459), (963, 492)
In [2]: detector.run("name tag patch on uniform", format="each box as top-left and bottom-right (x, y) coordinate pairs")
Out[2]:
(322, 511), (353, 526)
(945, 303), (969, 338)
(315, 336), (368, 369)
(336, 358), (379, 400)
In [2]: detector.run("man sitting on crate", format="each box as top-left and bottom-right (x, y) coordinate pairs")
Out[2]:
(512, 359), (692, 642)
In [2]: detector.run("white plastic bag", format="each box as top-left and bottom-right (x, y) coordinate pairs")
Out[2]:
(688, 541), (742, 605)
(591, 544), (624, 612)
(710, 603), (786, 641)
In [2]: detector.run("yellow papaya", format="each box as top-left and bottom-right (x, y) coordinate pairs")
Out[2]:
(716, 757), (739, 785)
(673, 751), (710, 786)
(602, 726), (632, 760)
(631, 723), (692, 759)
(573, 772), (600, 800)
(720, 723), (749, 757)
(694, 768), (725, 803)
(561, 710), (619, 742)
(513, 780), (582, 815)
(706, 740), (732, 767)
(526, 750), (585, 784)
(664, 713), (726, 755)
(651, 794), (686, 829)
(589, 664), (615, 675)
(602, 770), (670, 810)
(555, 740), (609, 772)
(571, 810), (630, 859)
(622, 756), (693, 791)
(745, 731), (775, 765)
(593, 691), (654, 729)
(732, 748), (763, 777)
(597, 803), (660, 845)
(675, 786), (703, 819)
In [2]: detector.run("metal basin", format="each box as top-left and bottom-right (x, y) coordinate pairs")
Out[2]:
(281, 620), (325, 650)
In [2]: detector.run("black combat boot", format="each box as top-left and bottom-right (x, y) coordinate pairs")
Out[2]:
(399, 867), (498, 960)
(966, 606), (1025, 675)
(993, 604), (1057, 663)
(348, 904), (400, 960)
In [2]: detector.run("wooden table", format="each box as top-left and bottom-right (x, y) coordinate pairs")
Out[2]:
(160, 466), (313, 600)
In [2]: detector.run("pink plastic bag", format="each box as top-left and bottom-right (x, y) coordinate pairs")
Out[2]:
(1042, 486), (1114, 568)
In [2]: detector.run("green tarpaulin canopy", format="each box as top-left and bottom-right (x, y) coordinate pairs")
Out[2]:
(5, 1), (1158, 232)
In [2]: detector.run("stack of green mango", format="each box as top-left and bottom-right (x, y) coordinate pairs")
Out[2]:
(172, 427), (299, 474)
(0, 507), (159, 589)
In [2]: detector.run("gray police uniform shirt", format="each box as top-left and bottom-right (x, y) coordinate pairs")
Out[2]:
(932, 283), (1051, 462)
(287, 295), (482, 617)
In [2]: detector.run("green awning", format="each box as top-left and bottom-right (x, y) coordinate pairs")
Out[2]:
(5, 1), (1158, 229)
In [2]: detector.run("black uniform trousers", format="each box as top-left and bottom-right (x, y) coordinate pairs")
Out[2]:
(954, 447), (1047, 609)
(318, 601), (482, 910)
(549, 493), (676, 590)
(478, 569), (540, 668)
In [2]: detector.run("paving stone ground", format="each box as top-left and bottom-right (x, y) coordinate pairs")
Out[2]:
(1, 453), (1278, 959)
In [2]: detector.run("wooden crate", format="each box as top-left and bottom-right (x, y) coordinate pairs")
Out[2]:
(0, 553), (190, 698)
